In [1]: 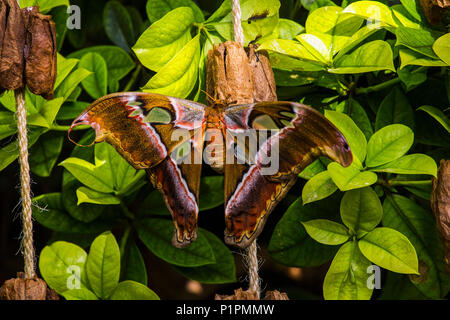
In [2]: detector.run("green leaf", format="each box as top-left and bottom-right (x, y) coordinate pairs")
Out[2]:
(399, 0), (422, 22)
(328, 162), (378, 191)
(0, 128), (46, 172)
(212, 0), (280, 45)
(331, 40), (395, 74)
(258, 38), (324, 64)
(121, 239), (148, 286)
(56, 101), (90, 121)
(76, 187), (121, 206)
(199, 176), (224, 211)
(340, 187), (382, 236)
(359, 227), (419, 274)
(366, 124), (414, 167)
(334, 26), (379, 61)
(20, 0), (69, 13)
(55, 68), (92, 101)
(134, 7), (194, 72)
(277, 18), (305, 40)
(396, 27), (440, 59)
(143, 34), (200, 98)
(173, 229), (236, 284)
(325, 110), (367, 163)
(0, 111), (16, 140)
(342, 0), (397, 27)
(146, 0), (204, 23)
(267, 52), (327, 71)
(417, 105), (450, 133)
(139, 190), (170, 216)
(340, 99), (373, 141)
(86, 231), (121, 299)
(29, 132), (63, 177)
(103, 1), (135, 52)
(302, 171), (338, 204)
(109, 281), (159, 300)
(33, 193), (110, 234)
(375, 87), (414, 131)
(79, 53), (108, 100)
(59, 157), (115, 193)
(298, 158), (327, 180)
(55, 55), (79, 90)
(323, 241), (373, 300)
(383, 195), (450, 298)
(391, 4), (422, 29)
(94, 142), (141, 192)
(61, 288), (99, 300)
(370, 154), (437, 177)
(268, 196), (341, 267)
(397, 66), (427, 92)
(301, 219), (350, 245)
(39, 241), (89, 295)
(305, 6), (363, 57)
(68, 46), (135, 85)
(136, 218), (216, 267)
(433, 33), (450, 65)
(296, 33), (331, 63)
(399, 48), (446, 69)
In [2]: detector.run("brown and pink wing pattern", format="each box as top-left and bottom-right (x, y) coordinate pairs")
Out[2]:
(222, 101), (353, 248)
(70, 92), (206, 248)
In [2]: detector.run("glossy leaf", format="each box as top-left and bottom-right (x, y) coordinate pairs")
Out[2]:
(109, 281), (159, 300)
(417, 105), (450, 133)
(375, 87), (414, 131)
(134, 7), (194, 72)
(323, 241), (373, 300)
(143, 34), (201, 98)
(331, 40), (395, 74)
(396, 27), (439, 59)
(325, 110), (367, 163)
(146, 0), (204, 23)
(76, 187), (120, 206)
(369, 154), (437, 177)
(121, 238), (148, 286)
(433, 33), (450, 65)
(302, 171), (338, 204)
(29, 132), (64, 178)
(340, 187), (382, 236)
(366, 124), (414, 167)
(199, 176), (225, 211)
(259, 38), (324, 63)
(268, 197), (341, 267)
(136, 218), (216, 267)
(328, 162), (378, 191)
(55, 68), (92, 101)
(174, 229), (236, 284)
(39, 241), (89, 295)
(305, 6), (363, 57)
(383, 195), (450, 298)
(359, 227), (419, 274)
(277, 18), (305, 40)
(61, 288), (99, 300)
(301, 219), (350, 245)
(86, 231), (121, 299)
(399, 48), (446, 69)
(340, 99), (373, 141)
(103, 1), (135, 52)
(79, 53), (108, 100)
(298, 158), (327, 180)
(33, 193), (110, 234)
(342, 1), (397, 27)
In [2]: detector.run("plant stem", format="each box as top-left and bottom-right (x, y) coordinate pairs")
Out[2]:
(388, 179), (431, 187)
(123, 65), (143, 92)
(355, 77), (401, 95)
(50, 124), (89, 132)
(119, 200), (135, 220)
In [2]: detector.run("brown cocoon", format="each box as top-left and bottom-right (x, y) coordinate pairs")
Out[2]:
(23, 6), (57, 100)
(0, 0), (25, 91)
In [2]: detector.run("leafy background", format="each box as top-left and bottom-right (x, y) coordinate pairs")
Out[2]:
(0, 0), (449, 300)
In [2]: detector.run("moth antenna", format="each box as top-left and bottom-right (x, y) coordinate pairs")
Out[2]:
(201, 90), (219, 104)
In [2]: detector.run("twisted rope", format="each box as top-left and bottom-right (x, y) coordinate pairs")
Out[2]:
(15, 88), (35, 279)
(232, 0), (261, 299)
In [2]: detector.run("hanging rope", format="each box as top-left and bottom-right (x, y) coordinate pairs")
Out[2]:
(15, 0), (35, 280)
(15, 88), (35, 279)
(232, 0), (261, 299)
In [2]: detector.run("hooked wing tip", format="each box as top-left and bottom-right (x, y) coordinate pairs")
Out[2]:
(334, 136), (353, 168)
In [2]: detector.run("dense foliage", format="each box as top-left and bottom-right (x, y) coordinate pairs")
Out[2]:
(1, 0), (449, 300)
